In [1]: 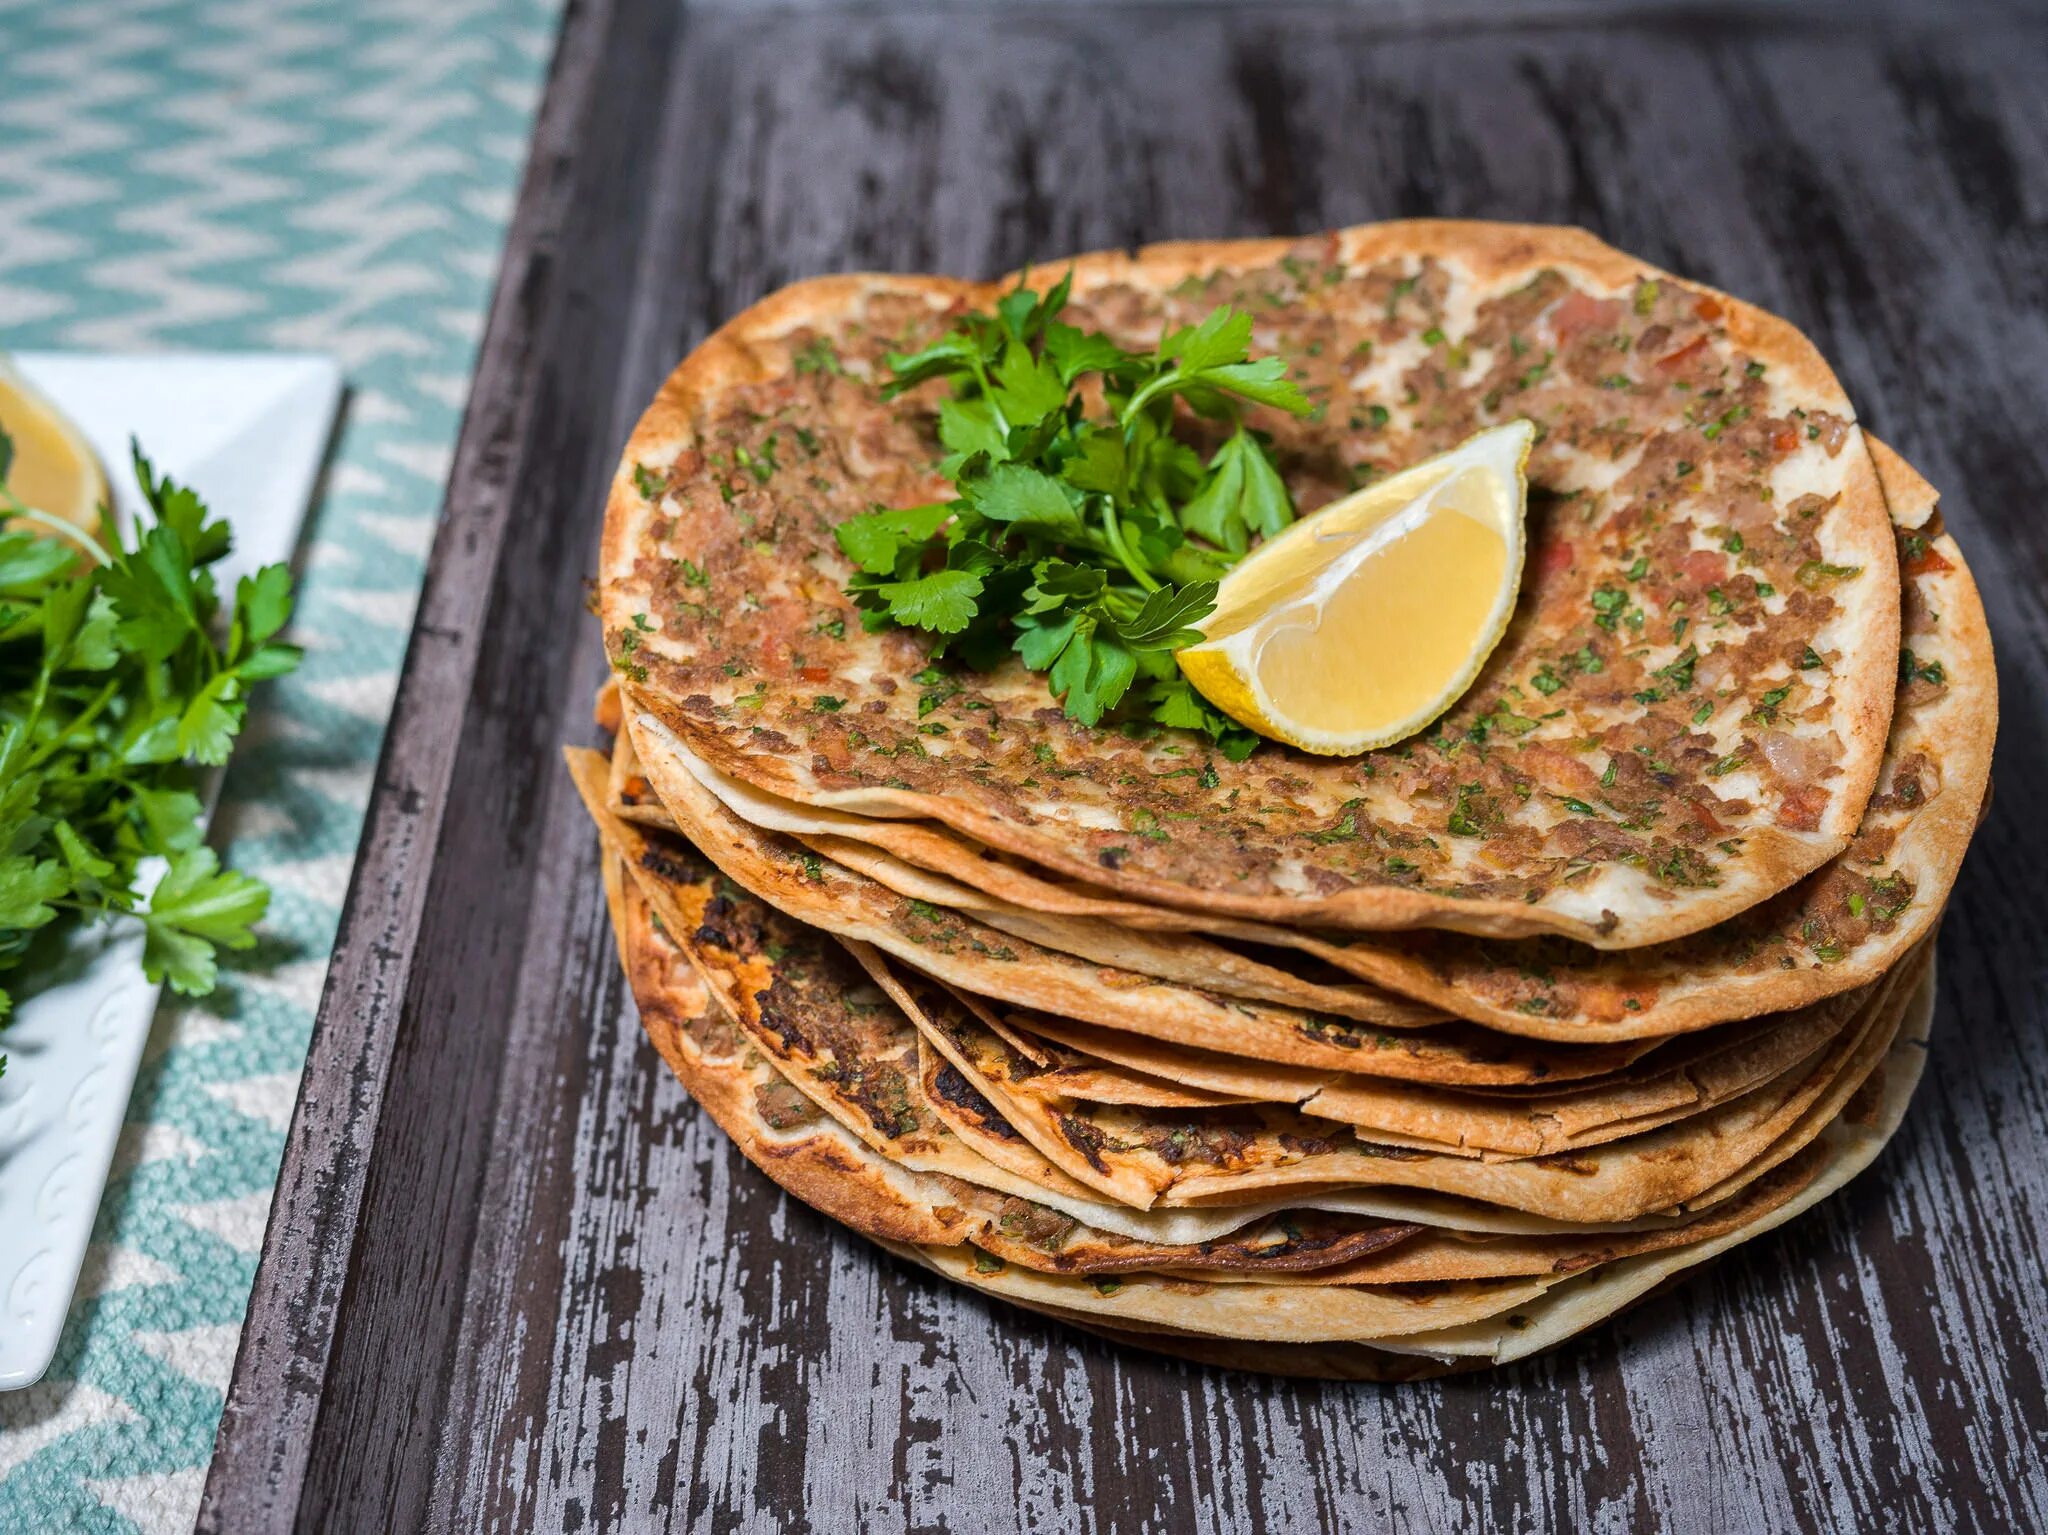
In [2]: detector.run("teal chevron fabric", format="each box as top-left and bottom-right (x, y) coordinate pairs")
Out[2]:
(0, 1), (560, 1528)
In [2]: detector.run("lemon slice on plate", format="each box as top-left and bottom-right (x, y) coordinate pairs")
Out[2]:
(0, 354), (108, 537)
(1178, 419), (1534, 756)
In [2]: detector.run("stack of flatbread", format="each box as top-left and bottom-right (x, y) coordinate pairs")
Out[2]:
(570, 222), (1995, 1377)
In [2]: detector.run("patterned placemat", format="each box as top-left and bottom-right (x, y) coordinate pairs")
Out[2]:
(0, 1), (560, 1528)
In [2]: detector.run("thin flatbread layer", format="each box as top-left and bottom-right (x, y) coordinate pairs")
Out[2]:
(905, 962), (1932, 1365)
(864, 936), (1913, 1221)
(600, 801), (1753, 1291)
(1164, 950), (1914, 1220)
(888, 1239), (1556, 1346)
(1372, 959), (1936, 1361)
(1202, 1146), (1826, 1285)
(589, 774), (1436, 1278)
(622, 725), (1664, 1084)
(604, 219), (1898, 949)
(1000, 994), (1860, 1156)
(579, 746), (1719, 1245)
(579, 746), (1874, 1251)
(644, 442), (1989, 1039)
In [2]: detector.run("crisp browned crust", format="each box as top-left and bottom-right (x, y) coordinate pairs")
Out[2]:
(604, 220), (1901, 949)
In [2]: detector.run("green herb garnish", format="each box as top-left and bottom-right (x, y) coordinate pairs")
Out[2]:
(832, 275), (1311, 748)
(0, 436), (299, 1038)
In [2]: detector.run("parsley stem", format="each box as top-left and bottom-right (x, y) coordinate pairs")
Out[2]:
(965, 352), (1009, 437)
(0, 490), (113, 566)
(18, 676), (121, 774)
(1098, 500), (1160, 592)
(1118, 367), (1182, 429)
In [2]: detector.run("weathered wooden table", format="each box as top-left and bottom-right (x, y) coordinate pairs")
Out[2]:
(198, 2), (2048, 1529)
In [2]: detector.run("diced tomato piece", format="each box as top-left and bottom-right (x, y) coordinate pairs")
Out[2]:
(1552, 292), (1623, 342)
(1536, 538), (1577, 579)
(1902, 541), (1954, 575)
(798, 665), (832, 683)
(1579, 982), (1659, 1023)
(1772, 426), (1799, 455)
(1694, 295), (1724, 322)
(1656, 334), (1711, 372)
(1679, 549), (1728, 587)
(1776, 784), (1830, 832)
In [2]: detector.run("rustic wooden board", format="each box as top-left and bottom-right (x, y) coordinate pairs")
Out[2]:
(200, 2), (2048, 1530)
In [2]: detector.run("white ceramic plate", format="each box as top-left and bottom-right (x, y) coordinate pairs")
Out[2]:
(0, 352), (341, 1390)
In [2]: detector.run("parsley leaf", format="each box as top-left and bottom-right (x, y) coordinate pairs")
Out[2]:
(868, 567), (984, 634)
(1181, 428), (1291, 554)
(834, 502), (954, 575)
(141, 846), (268, 995)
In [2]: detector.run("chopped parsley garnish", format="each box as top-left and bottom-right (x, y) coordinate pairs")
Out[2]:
(793, 336), (843, 375)
(631, 462), (664, 500)
(1447, 782), (1494, 837)
(1306, 799), (1364, 844)
(1656, 645), (1699, 693)
(1750, 684), (1793, 723)
(1796, 560), (1862, 588)
(1700, 405), (1749, 440)
(1590, 585), (1629, 631)
(1899, 649), (1946, 687)
(831, 275), (1311, 749)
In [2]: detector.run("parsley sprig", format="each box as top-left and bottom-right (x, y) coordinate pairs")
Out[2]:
(834, 275), (1312, 752)
(0, 431), (300, 1044)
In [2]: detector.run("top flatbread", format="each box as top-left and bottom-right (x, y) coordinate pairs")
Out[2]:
(604, 220), (1898, 949)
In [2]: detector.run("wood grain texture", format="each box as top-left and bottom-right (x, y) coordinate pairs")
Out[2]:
(202, 3), (2048, 1531)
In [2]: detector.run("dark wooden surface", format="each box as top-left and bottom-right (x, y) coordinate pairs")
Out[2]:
(199, 2), (2048, 1530)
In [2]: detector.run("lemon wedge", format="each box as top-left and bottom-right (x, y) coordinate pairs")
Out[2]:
(0, 355), (107, 537)
(1178, 419), (1534, 756)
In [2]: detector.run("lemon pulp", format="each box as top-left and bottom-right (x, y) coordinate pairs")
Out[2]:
(1178, 421), (1532, 755)
(0, 359), (106, 533)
